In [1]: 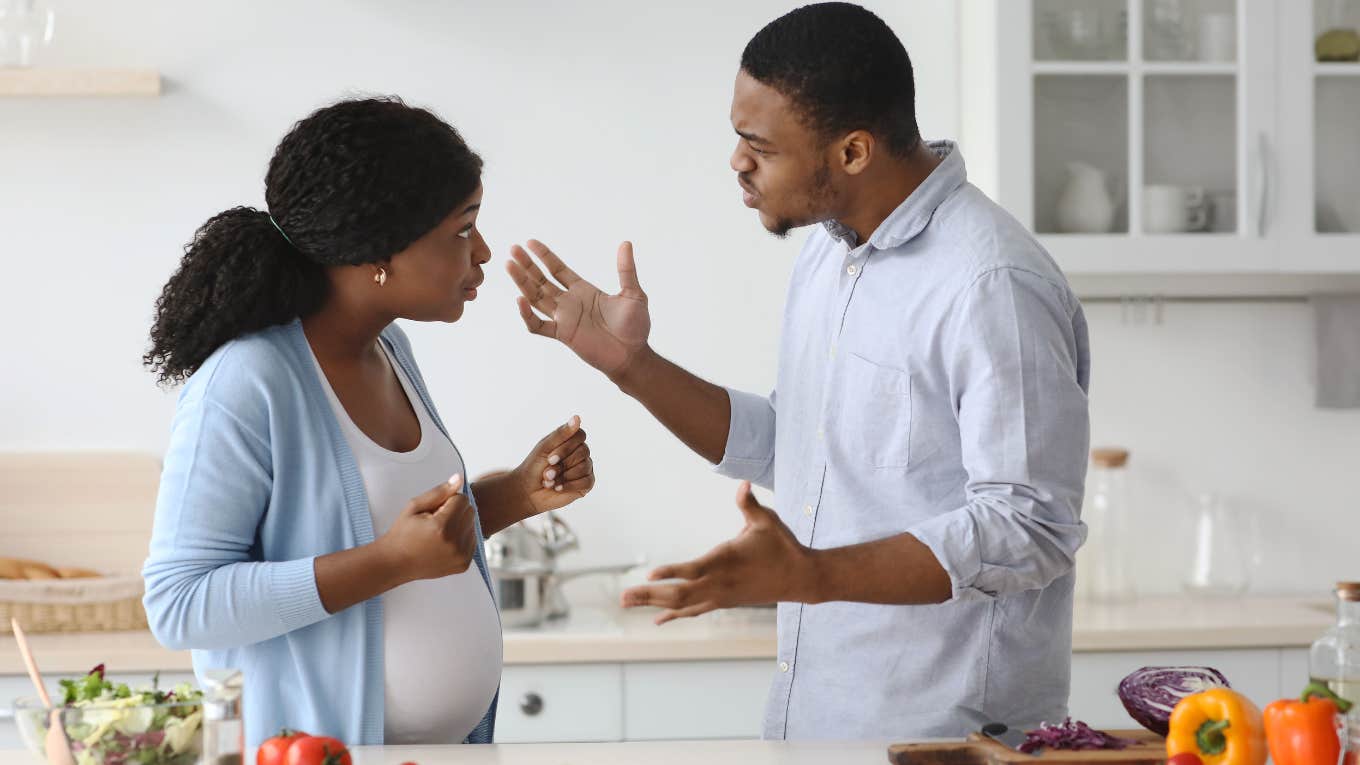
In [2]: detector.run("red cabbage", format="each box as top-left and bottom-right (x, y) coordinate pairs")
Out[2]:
(1020, 719), (1138, 754)
(1118, 666), (1231, 736)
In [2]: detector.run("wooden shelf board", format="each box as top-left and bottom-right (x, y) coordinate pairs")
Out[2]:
(0, 68), (161, 97)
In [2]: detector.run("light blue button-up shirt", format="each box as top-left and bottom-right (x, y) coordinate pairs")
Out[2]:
(717, 142), (1091, 740)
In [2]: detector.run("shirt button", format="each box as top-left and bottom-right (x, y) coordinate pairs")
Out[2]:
(779, 661), (790, 673)
(816, 428), (825, 441)
(846, 264), (859, 276)
(803, 504), (814, 517)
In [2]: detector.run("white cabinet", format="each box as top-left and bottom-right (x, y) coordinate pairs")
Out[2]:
(495, 661), (772, 743)
(495, 664), (624, 743)
(962, 0), (1360, 277)
(1279, 647), (1311, 694)
(623, 660), (771, 740)
(1070, 648), (1282, 728)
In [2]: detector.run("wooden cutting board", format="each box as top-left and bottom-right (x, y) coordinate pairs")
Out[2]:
(889, 730), (1166, 765)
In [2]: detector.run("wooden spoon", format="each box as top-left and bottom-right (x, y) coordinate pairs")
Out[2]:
(10, 619), (76, 765)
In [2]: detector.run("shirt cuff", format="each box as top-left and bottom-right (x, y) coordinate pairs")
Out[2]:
(906, 509), (993, 603)
(271, 555), (330, 630)
(714, 387), (776, 483)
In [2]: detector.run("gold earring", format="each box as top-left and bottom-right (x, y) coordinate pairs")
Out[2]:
(374, 267), (388, 287)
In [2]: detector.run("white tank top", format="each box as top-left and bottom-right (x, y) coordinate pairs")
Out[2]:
(309, 341), (503, 744)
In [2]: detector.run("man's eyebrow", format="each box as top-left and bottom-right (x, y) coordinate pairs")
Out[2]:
(736, 129), (772, 146)
(462, 203), (481, 214)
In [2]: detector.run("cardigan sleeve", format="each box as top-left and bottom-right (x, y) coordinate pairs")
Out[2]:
(142, 395), (331, 651)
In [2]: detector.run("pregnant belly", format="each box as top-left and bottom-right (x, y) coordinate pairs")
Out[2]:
(382, 568), (503, 744)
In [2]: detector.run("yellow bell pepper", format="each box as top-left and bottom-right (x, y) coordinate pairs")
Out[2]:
(1167, 688), (1269, 765)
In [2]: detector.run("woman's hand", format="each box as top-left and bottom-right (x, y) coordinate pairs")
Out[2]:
(316, 475), (479, 613)
(374, 474), (478, 582)
(512, 415), (595, 514)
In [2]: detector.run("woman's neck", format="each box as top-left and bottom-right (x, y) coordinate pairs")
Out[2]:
(301, 294), (393, 364)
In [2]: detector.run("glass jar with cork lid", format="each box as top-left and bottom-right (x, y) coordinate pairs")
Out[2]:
(1075, 447), (1135, 602)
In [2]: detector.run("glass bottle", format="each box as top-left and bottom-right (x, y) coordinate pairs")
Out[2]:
(1310, 582), (1360, 765)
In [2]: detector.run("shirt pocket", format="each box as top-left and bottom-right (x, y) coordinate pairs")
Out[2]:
(839, 352), (913, 469)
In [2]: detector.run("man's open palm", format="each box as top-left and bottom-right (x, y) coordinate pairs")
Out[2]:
(507, 239), (651, 377)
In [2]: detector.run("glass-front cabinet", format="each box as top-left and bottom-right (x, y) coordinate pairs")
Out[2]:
(965, 0), (1360, 276)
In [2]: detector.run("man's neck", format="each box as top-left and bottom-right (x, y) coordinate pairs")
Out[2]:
(837, 142), (942, 245)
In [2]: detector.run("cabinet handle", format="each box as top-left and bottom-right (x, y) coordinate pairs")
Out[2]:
(1255, 132), (1271, 238)
(519, 692), (544, 717)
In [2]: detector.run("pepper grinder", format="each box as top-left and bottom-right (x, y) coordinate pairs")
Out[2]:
(200, 669), (244, 765)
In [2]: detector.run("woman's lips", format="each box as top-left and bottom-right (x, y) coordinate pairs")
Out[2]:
(462, 274), (484, 301)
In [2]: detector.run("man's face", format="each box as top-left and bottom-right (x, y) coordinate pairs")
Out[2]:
(729, 69), (838, 238)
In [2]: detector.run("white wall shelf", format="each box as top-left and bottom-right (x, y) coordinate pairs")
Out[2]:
(1314, 62), (1360, 76)
(1032, 62), (1238, 75)
(0, 68), (161, 97)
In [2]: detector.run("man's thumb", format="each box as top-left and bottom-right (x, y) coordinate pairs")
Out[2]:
(735, 481), (766, 525)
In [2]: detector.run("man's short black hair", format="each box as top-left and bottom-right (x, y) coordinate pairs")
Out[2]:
(740, 2), (921, 157)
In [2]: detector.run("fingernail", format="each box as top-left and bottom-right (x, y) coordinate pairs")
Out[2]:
(545, 469), (557, 480)
(448, 474), (463, 490)
(548, 454), (561, 466)
(543, 480), (553, 489)
(554, 485), (563, 492)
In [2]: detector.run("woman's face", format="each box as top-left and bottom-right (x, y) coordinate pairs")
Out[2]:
(384, 184), (490, 323)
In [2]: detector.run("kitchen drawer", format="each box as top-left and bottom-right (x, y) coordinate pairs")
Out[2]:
(623, 660), (771, 740)
(1, 671), (196, 749)
(1070, 649), (1280, 728)
(495, 663), (623, 743)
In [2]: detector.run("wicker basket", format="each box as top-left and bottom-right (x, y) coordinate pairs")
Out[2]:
(0, 575), (147, 633)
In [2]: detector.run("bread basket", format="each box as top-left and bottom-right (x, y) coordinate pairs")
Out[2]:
(0, 575), (147, 634)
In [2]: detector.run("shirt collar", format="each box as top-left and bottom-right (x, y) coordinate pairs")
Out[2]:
(821, 140), (967, 252)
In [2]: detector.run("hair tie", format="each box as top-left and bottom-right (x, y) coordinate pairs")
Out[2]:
(267, 214), (297, 249)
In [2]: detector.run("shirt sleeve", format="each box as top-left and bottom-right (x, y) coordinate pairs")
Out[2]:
(142, 397), (330, 651)
(907, 267), (1090, 602)
(714, 387), (777, 491)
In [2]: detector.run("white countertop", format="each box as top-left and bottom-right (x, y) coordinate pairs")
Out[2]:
(0, 741), (900, 765)
(0, 595), (1334, 675)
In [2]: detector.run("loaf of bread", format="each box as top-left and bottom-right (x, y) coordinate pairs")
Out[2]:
(0, 557), (101, 580)
(0, 558), (24, 579)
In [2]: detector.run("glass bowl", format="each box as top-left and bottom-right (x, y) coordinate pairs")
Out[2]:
(14, 696), (204, 765)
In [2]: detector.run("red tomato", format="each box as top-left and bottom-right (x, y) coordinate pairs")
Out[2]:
(285, 737), (351, 765)
(257, 730), (309, 765)
(1169, 752), (1203, 765)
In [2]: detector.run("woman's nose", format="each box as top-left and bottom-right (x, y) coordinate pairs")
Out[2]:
(474, 231), (492, 265)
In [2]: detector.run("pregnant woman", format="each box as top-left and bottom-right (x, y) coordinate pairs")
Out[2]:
(141, 97), (595, 747)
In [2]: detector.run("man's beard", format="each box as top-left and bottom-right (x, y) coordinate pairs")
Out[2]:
(768, 161), (833, 239)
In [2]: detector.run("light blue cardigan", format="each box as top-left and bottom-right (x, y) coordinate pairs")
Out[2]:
(142, 319), (498, 749)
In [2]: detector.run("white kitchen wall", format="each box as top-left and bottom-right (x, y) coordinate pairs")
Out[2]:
(1, 1), (1354, 601)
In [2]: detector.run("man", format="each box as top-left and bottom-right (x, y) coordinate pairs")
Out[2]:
(505, 2), (1091, 740)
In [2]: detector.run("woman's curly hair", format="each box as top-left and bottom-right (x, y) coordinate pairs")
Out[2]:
(145, 96), (483, 385)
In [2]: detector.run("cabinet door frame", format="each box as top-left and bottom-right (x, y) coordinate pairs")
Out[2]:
(1273, 0), (1360, 271)
(987, 0), (1281, 275)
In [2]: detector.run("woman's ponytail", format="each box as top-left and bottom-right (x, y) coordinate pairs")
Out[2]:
(144, 207), (326, 385)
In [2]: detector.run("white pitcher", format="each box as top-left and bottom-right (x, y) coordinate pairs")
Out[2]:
(1056, 161), (1116, 233)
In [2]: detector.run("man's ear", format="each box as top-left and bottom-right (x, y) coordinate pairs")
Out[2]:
(838, 130), (875, 176)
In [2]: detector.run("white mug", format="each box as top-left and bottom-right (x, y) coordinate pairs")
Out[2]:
(1144, 185), (1210, 233)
